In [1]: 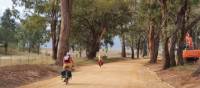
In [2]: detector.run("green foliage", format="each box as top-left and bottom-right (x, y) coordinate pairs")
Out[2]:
(0, 8), (17, 43)
(191, 0), (200, 5)
(71, 0), (133, 50)
(22, 15), (46, 31)
(10, 0), (200, 58)
(16, 15), (50, 50)
(12, 0), (60, 20)
(11, 0), (57, 52)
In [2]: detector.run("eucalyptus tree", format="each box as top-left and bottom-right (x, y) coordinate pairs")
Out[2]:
(134, 0), (161, 63)
(56, 0), (72, 65)
(126, 24), (145, 59)
(175, 0), (200, 65)
(162, 0), (200, 67)
(72, 0), (132, 59)
(158, 0), (200, 69)
(18, 15), (49, 54)
(0, 9), (17, 54)
(12, 0), (60, 60)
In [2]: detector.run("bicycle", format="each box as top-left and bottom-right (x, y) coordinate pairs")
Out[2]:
(61, 67), (72, 85)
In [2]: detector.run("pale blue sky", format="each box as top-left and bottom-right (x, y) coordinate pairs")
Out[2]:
(0, 0), (121, 50)
(0, 0), (12, 16)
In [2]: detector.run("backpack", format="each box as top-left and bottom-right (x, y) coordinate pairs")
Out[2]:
(61, 70), (66, 78)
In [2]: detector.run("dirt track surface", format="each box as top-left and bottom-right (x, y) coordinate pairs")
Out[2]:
(19, 60), (174, 88)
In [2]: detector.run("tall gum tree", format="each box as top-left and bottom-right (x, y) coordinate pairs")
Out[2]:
(12, 0), (61, 60)
(73, 0), (132, 59)
(56, 0), (72, 65)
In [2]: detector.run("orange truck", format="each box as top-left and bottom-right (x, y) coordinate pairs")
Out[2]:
(183, 50), (200, 58)
(182, 33), (199, 63)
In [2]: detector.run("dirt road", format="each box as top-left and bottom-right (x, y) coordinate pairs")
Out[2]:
(19, 60), (174, 88)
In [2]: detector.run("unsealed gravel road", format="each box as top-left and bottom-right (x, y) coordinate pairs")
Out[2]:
(19, 60), (173, 88)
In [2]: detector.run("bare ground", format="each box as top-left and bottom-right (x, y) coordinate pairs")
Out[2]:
(0, 65), (59, 88)
(19, 60), (173, 88)
(146, 60), (200, 88)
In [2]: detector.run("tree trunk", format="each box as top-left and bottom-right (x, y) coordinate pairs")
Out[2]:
(50, 0), (59, 60)
(154, 35), (160, 61)
(196, 31), (200, 49)
(143, 39), (148, 57)
(148, 28), (155, 63)
(159, 0), (173, 69)
(22, 43), (25, 52)
(86, 41), (100, 59)
(163, 38), (171, 69)
(137, 37), (141, 59)
(71, 45), (75, 52)
(86, 25), (106, 59)
(169, 35), (177, 66)
(52, 41), (58, 60)
(79, 48), (82, 58)
(131, 47), (135, 59)
(131, 40), (135, 59)
(37, 44), (40, 55)
(56, 0), (72, 66)
(148, 21), (159, 64)
(177, 34), (185, 65)
(176, 0), (188, 66)
(28, 42), (31, 53)
(121, 33), (126, 58)
(197, 32), (200, 49)
(51, 19), (58, 60)
(4, 42), (8, 55)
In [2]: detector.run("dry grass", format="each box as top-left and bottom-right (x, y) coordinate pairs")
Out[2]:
(0, 48), (124, 67)
(0, 54), (54, 67)
(0, 47), (55, 67)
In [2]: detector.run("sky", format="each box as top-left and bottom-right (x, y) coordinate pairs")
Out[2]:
(0, 0), (122, 50)
(0, 0), (12, 16)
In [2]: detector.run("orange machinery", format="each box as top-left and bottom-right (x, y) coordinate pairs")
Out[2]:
(182, 33), (199, 62)
(183, 50), (200, 59)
